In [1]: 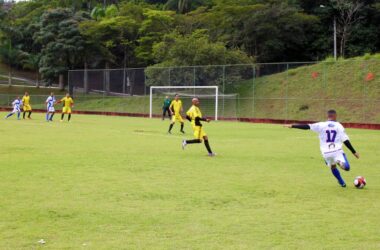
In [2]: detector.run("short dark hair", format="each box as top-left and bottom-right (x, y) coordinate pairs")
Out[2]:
(327, 109), (337, 115)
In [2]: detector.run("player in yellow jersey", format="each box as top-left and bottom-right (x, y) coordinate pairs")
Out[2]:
(168, 94), (185, 134)
(182, 98), (215, 156)
(57, 93), (74, 122)
(22, 92), (32, 119)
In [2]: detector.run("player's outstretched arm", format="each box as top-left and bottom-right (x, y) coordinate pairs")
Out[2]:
(284, 124), (310, 130)
(343, 140), (360, 159)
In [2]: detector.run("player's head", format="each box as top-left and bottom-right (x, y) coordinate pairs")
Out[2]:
(50, 92), (54, 96)
(174, 94), (179, 100)
(192, 98), (200, 106)
(327, 109), (337, 121)
(24, 92), (29, 96)
(165, 96), (169, 99)
(16, 96), (20, 99)
(66, 93), (70, 97)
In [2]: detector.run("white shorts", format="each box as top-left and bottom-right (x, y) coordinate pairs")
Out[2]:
(47, 107), (55, 112)
(12, 107), (20, 113)
(323, 150), (349, 168)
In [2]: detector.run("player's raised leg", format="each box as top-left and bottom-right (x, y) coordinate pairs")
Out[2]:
(5, 111), (15, 119)
(336, 153), (350, 171)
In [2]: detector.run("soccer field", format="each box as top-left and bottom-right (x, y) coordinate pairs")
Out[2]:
(0, 114), (379, 249)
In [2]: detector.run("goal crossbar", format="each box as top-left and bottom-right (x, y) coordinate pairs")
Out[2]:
(149, 86), (219, 120)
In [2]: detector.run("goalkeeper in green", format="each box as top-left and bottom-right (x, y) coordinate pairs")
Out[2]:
(162, 96), (171, 120)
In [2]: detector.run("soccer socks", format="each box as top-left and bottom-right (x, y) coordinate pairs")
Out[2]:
(186, 139), (201, 144)
(331, 167), (345, 186)
(46, 112), (50, 121)
(61, 113), (65, 120)
(6, 113), (14, 118)
(23, 112), (26, 119)
(17, 112), (20, 119)
(28, 111), (32, 118)
(49, 113), (54, 121)
(204, 140), (213, 154)
(180, 123), (184, 132)
(68, 114), (71, 121)
(168, 124), (174, 133)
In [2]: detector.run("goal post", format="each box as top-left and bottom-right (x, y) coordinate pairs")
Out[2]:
(149, 86), (219, 120)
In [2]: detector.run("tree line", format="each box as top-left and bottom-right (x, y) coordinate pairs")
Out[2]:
(0, 0), (379, 86)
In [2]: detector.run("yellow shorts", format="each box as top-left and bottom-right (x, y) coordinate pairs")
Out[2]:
(172, 114), (184, 123)
(62, 107), (72, 114)
(193, 126), (207, 140)
(23, 105), (32, 111)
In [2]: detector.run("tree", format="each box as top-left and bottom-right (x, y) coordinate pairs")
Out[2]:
(22, 53), (41, 87)
(34, 8), (88, 88)
(331, 0), (365, 58)
(135, 9), (176, 65)
(145, 30), (253, 86)
(0, 41), (28, 85)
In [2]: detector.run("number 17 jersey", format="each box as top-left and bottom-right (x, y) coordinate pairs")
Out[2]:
(309, 121), (349, 154)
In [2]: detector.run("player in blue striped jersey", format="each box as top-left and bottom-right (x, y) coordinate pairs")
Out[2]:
(45, 92), (56, 122)
(5, 97), (22, 120)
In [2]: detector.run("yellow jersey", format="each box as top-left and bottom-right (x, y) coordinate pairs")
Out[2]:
(22, 95), (30, 105)
(61, 97), (74, 108)
(186, 105), (203, 127)
(169, 100), (183, 114)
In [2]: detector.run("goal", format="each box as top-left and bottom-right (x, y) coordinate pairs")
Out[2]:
(149, 86), (238, 120)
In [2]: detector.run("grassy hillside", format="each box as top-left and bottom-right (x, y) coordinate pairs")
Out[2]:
(0, 57), (379, 123)
(237, 58), (380, 123)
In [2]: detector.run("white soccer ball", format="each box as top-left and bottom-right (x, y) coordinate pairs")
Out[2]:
(353, 176), (366, 189)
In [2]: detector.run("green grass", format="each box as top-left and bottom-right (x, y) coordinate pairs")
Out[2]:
(0, 114), (379, 249)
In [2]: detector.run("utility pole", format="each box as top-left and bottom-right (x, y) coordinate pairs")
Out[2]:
(333, 16), (337, 61)
(320, 5), (338, 61)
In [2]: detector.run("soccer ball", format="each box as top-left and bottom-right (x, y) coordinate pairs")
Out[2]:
(353, 176), (366, 189)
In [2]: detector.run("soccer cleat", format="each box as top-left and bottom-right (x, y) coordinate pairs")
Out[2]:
(182, 140), (187, 150)
(208, 153), (217, 157)
(338, 180), (346, 188)
(180, 130), (185, 134)
(168, 131), (172, 134)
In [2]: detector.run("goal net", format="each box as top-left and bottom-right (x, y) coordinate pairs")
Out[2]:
(149, 86), (238, 120)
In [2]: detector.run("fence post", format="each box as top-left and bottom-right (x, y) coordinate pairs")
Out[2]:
(168, 67), (171, 86)
(285, 63), (289, 122)
(222, 65), (225, 118)
(193, 66), (196, 95)
(252, 65), (255, 118)
(123, 67), (126, 94)
(84, 62), (89, 94)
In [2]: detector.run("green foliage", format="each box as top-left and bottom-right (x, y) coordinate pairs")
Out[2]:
(0, 41), (28, 67)
(0, 0), (379, 84)
(34, 8), (88, 82)
(145, 30), (252, 86)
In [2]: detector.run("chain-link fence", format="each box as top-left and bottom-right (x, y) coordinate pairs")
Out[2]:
(66, 61), (380, 123)
(0, 61), (378, 123)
